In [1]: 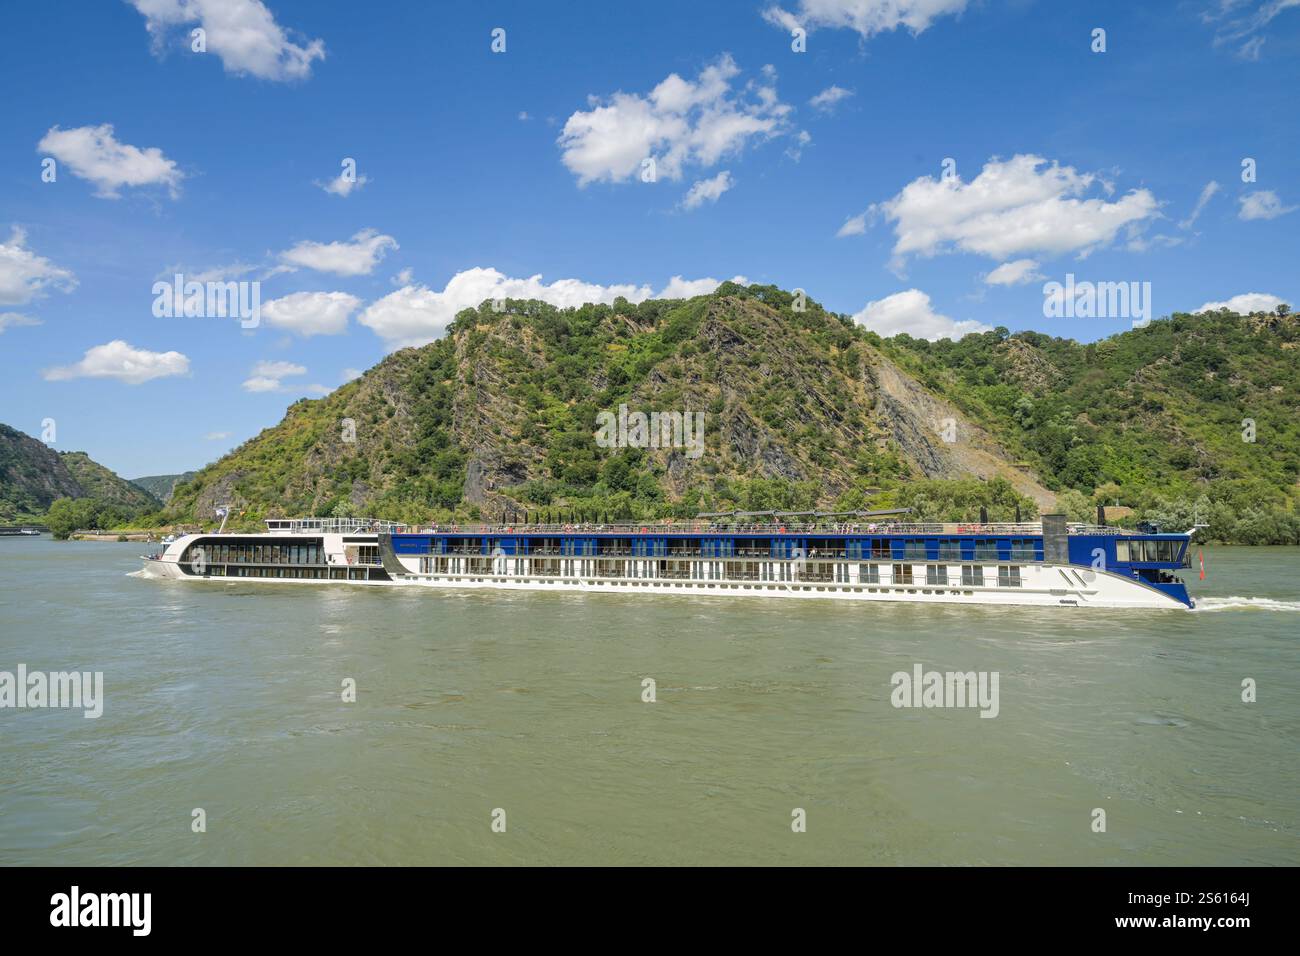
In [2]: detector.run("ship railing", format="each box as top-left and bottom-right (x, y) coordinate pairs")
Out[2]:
(253, 518), (1153, 538)
(263, 517), (408, 535)
(404, 521), (1065, 536)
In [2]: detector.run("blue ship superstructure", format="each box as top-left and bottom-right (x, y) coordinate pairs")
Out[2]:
(381, 511), (1195, 609)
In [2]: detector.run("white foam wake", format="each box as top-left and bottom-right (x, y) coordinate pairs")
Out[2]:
(1192, 596), (1300, 613)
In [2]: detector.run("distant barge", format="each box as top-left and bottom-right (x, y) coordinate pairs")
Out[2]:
(140, 511), (1197, 609)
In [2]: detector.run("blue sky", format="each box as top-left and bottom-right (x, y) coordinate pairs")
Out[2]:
(1, 0), (1297, 478)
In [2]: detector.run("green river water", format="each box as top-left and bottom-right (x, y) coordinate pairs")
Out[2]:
(1, 539), (1296, 865)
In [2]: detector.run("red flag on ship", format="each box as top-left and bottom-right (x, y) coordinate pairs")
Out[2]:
(1198, 549), (1205, 581)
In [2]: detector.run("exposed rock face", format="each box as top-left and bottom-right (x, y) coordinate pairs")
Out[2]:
(871, 355), (1056, 509)
(463, 459), (486, 504)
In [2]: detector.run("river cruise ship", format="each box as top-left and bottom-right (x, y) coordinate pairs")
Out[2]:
(140, 511), (1198, 609)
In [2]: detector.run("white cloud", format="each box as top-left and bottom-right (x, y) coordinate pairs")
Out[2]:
(851, 289), (990, 340)
(277, 229), (397, 276)
(317, 170), (368, 197)
(261, 291), (359, 336)
(185, 261), (258, 283)
(240, 359), (327, 393)
(43, 340), (190, 384)
(557, 55), (790, 185)
(0, 312), (42, 333)
(1204, 0), (1300, 59)
(836, 210), (869, 237)
(786, 129), (812, 162)
(873, 154), (1160, 269)
(0, 227), (77, 306)
(984, 259), (1043, 287)
(657, 275), (749, 299)
(1196, 292), (1288, 314)
(681, 170), (735, 210)
(391, 267), (413, 287)
(37, 124), (183, 199)
(126, 0), (325, 81)
(809, 85), (853, 112)
(1179, 180), (1220, 229)
(342, 367), (363, 382)
(205, 431), (231, 440)
(360, 267), (748, 350)
(763, 0), (969, 39)
(1238, 189), (1296, 220)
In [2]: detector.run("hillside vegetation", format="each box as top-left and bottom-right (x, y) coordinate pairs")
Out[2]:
(156, 284), (1300, 543)
(1, 424), (161, 529)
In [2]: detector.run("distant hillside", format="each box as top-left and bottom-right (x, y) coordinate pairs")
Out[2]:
(59, 452), (160, 512)
(0, 424), (161, 522)
(130, 472), (197, 503)
(160, 284), (1300, 543)
(0, 424), (82, 518)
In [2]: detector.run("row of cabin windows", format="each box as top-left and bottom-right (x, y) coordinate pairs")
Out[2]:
(887, 564), (1020, 587)
(187, 542), (324, 566)
(1116, 539), (1179, 563)
(211, 566), (371, 580)
(413, 556), (1025, 587)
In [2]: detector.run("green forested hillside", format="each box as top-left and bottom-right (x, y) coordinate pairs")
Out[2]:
(157, 284), (1300, 543)
(0, 424), (161, 530)
(876, 307), (1300, 542)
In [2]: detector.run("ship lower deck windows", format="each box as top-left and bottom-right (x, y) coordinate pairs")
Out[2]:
(961, 565), (985, 587)
(925, 564), (948, 586)
(998, 565), (1023, 587)
(892, 563), (913, 585)
(859, 563), (881, 584)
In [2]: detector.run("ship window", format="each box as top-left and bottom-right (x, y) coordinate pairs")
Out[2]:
(938, 539), (961, 560)
(859, 563), (880, 584)
(893, 564), (913, 585)
(904, 540), (928, 559)
(1009, 539), (1038, 561)
(926, 564), (947, 586)
(998, 565), (1023, 587)
(961, 565), (984, 586)
(1116, 540), (1131, 562)
(871, 539), (890, 559)
(974, 539), (998, 559)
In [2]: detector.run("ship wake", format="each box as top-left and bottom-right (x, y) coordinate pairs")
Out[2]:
(1192, 596), (1300, 613)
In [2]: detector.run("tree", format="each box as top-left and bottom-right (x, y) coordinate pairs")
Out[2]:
(46, 498), (99, 539)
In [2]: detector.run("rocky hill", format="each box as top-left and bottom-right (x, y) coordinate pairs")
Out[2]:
(130, 472), (198, 503)
(160, 284), (1300, 542)
(0, 424), (161, 520)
